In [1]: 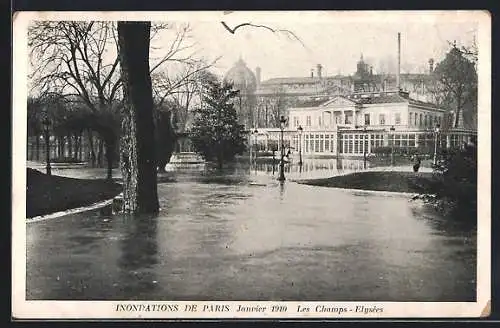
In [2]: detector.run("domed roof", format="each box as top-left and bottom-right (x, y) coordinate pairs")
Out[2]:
(224, 58), (257, 93)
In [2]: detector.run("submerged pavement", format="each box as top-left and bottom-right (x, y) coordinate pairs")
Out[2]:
(26, 159), (476, 301)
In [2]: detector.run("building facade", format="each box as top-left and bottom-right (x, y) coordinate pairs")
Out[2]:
(226, 55), (440, 130)
(252, 90), (475, 158)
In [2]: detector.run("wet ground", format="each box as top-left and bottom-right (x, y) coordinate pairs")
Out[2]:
(26, 159), (476, 301)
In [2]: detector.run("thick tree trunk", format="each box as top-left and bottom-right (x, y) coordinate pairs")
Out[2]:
(105, 142), (114, 180)
(73, 133), (79, 161)
(97, 138), (104, 167)
(57, 137), (62, 158)
(88, 130), (96, 167)
(78, 133), (82, 161)
(35, 135), (40, 161)
(68, 135), (73, 159)
(454, 108), (461, 128)
(217, 156), (223, 170)
(118, 21), (159, 214)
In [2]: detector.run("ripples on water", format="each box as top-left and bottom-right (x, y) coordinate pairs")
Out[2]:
(26, 158), (476, 301)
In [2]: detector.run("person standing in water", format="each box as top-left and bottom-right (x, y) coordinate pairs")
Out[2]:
(413, 154), (421, 172)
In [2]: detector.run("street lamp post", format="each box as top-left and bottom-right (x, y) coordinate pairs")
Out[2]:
(249, 129), (254, 163)
(433, 124), (441, 166)
(253, 129), (258, 162)
(390, 125), (395, 166)
(42, 111), (52, 176)
(363, 126), (367, 169)
(297, 125), (303, 166)
(278, 115), (287, 182)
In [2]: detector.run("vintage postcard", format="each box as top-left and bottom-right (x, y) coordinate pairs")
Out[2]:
(12, 10), (490, 319)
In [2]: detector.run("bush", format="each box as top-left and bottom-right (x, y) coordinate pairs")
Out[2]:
(416, 143), (477, 221)
(371, 145), (437, 158)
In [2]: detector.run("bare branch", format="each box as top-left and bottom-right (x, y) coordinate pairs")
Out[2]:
(220, 21), (307, 49)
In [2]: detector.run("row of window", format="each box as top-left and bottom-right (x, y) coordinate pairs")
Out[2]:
(338, 134), (369, 154)
(293, 112), (400, 128)
(264, 132), (472, 155)
(300, 115), (353, 127)
(292, 111), (442, 128)
(301, 134), (336, 153)
(409, 112), (442, 128)
(363, 113), (401, 126)
(295, 133), (440, 154)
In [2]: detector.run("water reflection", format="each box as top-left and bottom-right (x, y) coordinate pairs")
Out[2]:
(410, 203), (477, 238)
(279, 181), (285, 201)
(248, 158), (370, 180)
(117, 214), (159, 299)
(26, 158), (476, 301)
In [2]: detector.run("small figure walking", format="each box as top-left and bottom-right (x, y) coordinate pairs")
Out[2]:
(413, 154), (421, 173)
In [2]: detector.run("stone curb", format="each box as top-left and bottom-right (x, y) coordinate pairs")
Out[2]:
(26, 198), (114, 223)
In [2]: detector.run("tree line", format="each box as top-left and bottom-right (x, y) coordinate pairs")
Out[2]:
(28, 21), (218, 180)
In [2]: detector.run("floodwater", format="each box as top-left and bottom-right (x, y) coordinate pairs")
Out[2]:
(26, 159), (476, 301)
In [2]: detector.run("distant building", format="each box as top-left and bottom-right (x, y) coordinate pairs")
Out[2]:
(226, 33), (476, 158)
(224, 57), (257, 128)
(225, 54), (442, 130)
(253, 90), (475, 158)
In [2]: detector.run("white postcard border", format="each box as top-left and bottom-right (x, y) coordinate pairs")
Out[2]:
(12, 10), (491, 319)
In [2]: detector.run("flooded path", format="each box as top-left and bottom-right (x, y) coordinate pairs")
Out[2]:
(26, 159), (476, 301)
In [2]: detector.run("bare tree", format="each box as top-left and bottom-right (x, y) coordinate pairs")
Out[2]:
(152, 60), (219, 129)
(220, 21), (306, 48)
(433, 44), (477, 129)
(255, 86), (288, 128)
(28, 21), (198, 178)
(150, 63), (220, 170)
(29, 22), (121, 112)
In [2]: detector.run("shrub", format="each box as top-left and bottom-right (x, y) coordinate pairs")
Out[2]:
(415, 143), (477, 221)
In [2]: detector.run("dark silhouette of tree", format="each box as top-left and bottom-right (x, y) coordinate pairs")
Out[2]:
(151, 65), (219, 170)
(28, 21), (198, 177)
(154, 101), (178, 172)
(117, 21), (159, 214)
(189, 79), (246, 169)
(432, 45), (477, 129)
(414, 141), (477, 224)
(27, 97), (44, 160)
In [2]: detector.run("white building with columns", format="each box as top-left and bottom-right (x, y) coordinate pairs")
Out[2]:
(253, 90), (476, 157)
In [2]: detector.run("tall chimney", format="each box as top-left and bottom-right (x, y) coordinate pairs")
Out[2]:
(311, 69), (314, 78)
(397, 32), (401, 91)
(428, 58), (434, 74)
(255, 66), (261, 86)
(316, 64), (323, 79)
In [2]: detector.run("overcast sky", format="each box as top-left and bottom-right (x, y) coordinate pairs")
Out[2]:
(153, 11), (478, 81)
(24, 11), (481, 87)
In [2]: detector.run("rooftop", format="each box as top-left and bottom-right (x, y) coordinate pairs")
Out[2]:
(261, 77), (321, 85)
(260, 72), (432, 86)
(290, 91), (442, 110)
(347, 92), (440, 109)
(294, 97), (331, 108)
